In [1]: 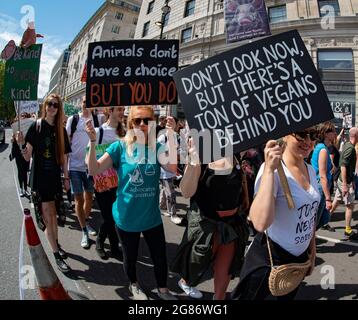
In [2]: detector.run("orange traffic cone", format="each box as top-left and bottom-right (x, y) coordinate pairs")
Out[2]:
(24, 208), (71, 300)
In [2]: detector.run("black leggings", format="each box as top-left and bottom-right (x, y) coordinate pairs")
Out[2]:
(15, 157), (29, 190)
(237, 267), (300, 300)
(95, 189), (119, 250)
(116, 223), (168, 288)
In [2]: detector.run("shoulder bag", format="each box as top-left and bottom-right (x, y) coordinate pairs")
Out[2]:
(266, 233), (312, 296)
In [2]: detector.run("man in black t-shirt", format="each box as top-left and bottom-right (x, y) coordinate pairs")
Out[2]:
(331, 127), (358, 240)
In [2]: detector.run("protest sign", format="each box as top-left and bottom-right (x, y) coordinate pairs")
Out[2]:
(16, 101), (39, 115)
(4, 44), (42, 101)
(64, 103), (79, 116)
(224, 0), (271, 43)
(11, 117), (35, 136)
(86, 143), (118, 192)
(86, 40), (179, 107)
(173, 30), (334, 162)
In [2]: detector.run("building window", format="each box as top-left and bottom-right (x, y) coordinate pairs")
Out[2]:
(147, 1), (155, 14)
(318, 0), (340, 17)
(115, 12), (124, 20)
(142, 21), (150, 37)
(133, 17), (138, 25)
(184, 0), (195, 17)
(268, 5), (287, 23)
(129, 30), (135, 38)
(181, 27), (192, 43)
(112, 25), (120, 34)
(318, 50), (353, 70)
(163, 12), (170, 27)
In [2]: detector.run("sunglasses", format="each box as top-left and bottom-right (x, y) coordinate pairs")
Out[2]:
(47, 101), (59, 109)
(292, 131), (316, 142)
(132, 117), (152, 126)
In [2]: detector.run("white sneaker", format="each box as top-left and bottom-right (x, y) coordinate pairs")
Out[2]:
(81, 232), (90, 249)
(87, 224), (97, 236)
(178, 280), (203, 299)
(161, 211), (171, 217)
(170, 215), (182, 225)
(157, 289), (178, 300)
(129, 283), (148, 300)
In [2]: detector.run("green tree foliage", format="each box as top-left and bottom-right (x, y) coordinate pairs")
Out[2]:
(0, 61), (16, 121)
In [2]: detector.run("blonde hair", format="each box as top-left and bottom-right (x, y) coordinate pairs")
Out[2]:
(124, 106), (155, 157)
(41, 93), (66, 166)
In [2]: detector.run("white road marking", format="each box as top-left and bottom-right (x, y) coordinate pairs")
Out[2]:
(11, 160), (26, 300)
(316, 234), (358, 248)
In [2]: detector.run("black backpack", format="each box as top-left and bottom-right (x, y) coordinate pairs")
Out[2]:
(70, 112), (99, 139)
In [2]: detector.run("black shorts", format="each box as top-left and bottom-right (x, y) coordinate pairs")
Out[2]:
(38, 190), (57, 202)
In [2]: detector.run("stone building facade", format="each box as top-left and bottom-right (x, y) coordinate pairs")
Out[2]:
(64, 0), (142, 107)
(135, 0), (358, 125)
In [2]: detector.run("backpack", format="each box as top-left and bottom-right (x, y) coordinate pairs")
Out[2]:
(70, 112), (99, 139)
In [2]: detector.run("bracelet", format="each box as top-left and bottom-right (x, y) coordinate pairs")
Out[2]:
(90, 140), (96, 143)
(325, 199), (332, 202)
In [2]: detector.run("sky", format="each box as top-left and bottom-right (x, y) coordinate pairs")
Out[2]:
(0, 0), (106, 98)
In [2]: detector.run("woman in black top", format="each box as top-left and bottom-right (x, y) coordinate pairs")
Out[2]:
(171, 139), (249, 300)
(17, 94), (71, 273)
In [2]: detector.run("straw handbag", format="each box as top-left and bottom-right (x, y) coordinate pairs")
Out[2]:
(266, 234), (311, 296)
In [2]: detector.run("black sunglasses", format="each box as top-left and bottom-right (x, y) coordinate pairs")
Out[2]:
(47, 101), (59, 109)
(132, 117), (152, 126)
(292, 131), (316, 142)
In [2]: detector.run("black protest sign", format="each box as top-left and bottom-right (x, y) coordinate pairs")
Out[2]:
(86, 40), (179, 107)
(173, 30), (334, 162)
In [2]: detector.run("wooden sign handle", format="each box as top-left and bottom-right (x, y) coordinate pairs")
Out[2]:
(277, 162), (295, 209)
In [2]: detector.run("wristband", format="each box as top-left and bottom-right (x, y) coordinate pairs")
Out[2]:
(325, 199), (332, 202)
(90, 140), (96, 143)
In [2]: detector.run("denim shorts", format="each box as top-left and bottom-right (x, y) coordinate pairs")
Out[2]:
(69, 170), (94, 194)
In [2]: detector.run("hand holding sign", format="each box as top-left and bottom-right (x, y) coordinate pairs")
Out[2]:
(264, 140), (282, 172)
(16, 131), (25, 146)
(85, 119), (96, 142)
(264, 140), (294, 209)
(188, 138), (201, 166)
(166, 116), (176, 131)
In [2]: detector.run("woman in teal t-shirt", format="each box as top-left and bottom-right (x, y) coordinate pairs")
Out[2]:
(85, 106), (178, 301)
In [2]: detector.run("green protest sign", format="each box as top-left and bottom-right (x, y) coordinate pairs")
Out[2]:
(4, 44), (42, 101)
(64, 103), (79, 116)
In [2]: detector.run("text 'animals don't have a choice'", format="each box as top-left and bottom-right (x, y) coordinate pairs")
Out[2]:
(86, 40), (179, 107)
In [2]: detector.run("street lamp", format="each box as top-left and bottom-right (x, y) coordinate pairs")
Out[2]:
(155, 0), (171, 40)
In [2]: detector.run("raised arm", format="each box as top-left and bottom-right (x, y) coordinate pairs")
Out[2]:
(249, 140), (282, 233)
(179, 138), (201, 199)
(16, 131), (32, 162)
(158, 116), (177, 174)
(85, 119), (113, 176)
